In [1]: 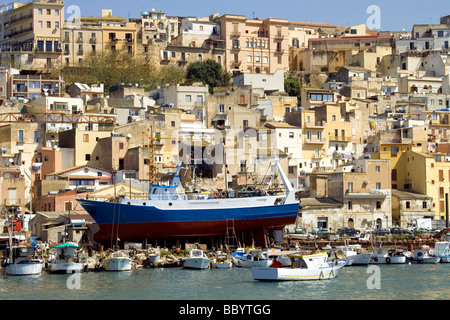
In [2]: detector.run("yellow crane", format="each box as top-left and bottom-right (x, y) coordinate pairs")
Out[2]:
(142, 121), (158, 187)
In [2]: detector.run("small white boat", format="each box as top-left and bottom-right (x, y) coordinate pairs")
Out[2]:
(48, 242), (83, 274)
(409, 247), (441, 264)
(331, 244), (372, 266)
(369, 247), (406, 264)
(252, 252), (346, 281)
(104, 251), (132, 271)
(434, 242), (450, 263)
(231, 248), (272, 268)
(182, 248), (211, 269)
(211, 253), (233, 269)
(2, 247), (43, 276)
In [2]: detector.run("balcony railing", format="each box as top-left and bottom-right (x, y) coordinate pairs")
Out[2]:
(329, 135), (351, 142)
(304, 137), (326, 144)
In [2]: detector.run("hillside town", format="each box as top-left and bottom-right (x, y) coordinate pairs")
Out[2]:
(0, 0), (449, 250)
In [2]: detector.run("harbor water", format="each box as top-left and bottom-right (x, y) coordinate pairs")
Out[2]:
(1, 263), (449, 301)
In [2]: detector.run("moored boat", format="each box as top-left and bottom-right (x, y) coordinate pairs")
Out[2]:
(434, 242), (450, 263)
(2, 247), (43, 276)
(77, 162), (299, 243)
(330, 244), (372, 266)
(369, 247), (406, 264)
(182, 248), (211, 269)
(211, 253), (233, 269)
(252, 252), (346, 281)
(103, 251), (132, 271)
(232, 248), (272, 268)
(408, 246), (441, 264)
(48, 242), (83, 274)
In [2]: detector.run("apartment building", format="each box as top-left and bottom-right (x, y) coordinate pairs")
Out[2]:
(216, 14), (290, 74)
(164, 17), (225, 68)
(0, 0), (64, 69)
(62, 22), (103, 66)
(8, 69), (63, 99)
(328, 159), (392, 230)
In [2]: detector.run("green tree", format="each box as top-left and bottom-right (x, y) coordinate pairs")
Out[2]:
(57, 52), (186, 92)
(284, 77), (302, 102)
(186, 59), (231, 93)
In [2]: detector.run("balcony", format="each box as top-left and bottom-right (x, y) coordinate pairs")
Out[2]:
(274, 35), (285, 41)
(304, 137), (326, 144)
(6, 27), (33, 38)
(274, 49), (284, 55)
(329, 135), (351, 142)
(345, 189), (390, 199)
(89, 37), (97, 44)
(231, 60), (241, 68)
(4, 13), (33, 26)
(230, 31), (241, 37)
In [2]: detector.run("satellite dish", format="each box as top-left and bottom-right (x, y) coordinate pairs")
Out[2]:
(8, 158), (14, 163)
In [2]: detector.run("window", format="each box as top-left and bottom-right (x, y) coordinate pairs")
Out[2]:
(406, 201), (410, 209)
(185, 95), (191, 103)
(423, 201), (427, 209)
(47, 9), (51, 15)
(18, 130), (24, 142)
(348, 182), (353, 192)
(171, 121), (175, 127)
(47, 21), (51, 28)
(85, 154), (91, 161)
(34, 131), (39, 143)
(243, 120), (249, 127)
(83, 134), (89, 142)
(38, 21), (42, 28)
(219, 104), (225, 113)
(391, 169), (397, 181)
(289, 132), (294, 138)
(376, 182), (381, 189)
(376, 201), (382, 209)
(375, 166), (380, 172)
(119, 143), (124, 150)
(55, 9), (59, 16)
(348, 201), (353, 210)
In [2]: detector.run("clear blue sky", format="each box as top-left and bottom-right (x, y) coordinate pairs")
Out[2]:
(62, 0), (449, 31)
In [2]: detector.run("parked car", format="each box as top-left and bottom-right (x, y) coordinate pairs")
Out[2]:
(390, 227), (412, 235)
(373, 228), (390, 235)
(338, 227), (360, 237)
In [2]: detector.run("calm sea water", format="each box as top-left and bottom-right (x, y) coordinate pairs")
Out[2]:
(0, 263), (449, 301)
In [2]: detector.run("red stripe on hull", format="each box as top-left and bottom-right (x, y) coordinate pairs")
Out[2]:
(94, 216), (296, 243)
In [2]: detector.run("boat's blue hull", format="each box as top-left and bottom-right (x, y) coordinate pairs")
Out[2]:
(77, 199), (299, 242)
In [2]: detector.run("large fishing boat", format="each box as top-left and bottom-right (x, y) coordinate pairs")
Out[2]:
(77, 161), (300, 243)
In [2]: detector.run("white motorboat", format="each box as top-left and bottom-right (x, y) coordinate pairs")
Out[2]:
(48, 242), (83, 274)
(231, 248), (272, 268)
(182, 248), (211, 269)
(434, 242), (450, 263)
(331, 244), (372, 266)
(252, 252), (346, 281)
(409, 246), (441, 264)
(2, 247), (43, 276)
(369, 247), (406, 264)
(104, 251), (132, 271)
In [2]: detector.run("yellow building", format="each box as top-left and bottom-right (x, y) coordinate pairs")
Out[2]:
(216, 14), (290, 74)
(0, 0), (65, 70)
(408, 150), (450, 221)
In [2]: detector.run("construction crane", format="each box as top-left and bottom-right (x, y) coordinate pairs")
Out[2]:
(0, 98), (117, 124)
(142, 120), (158, 187)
